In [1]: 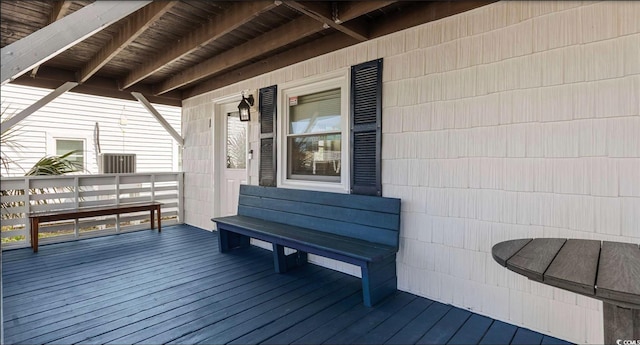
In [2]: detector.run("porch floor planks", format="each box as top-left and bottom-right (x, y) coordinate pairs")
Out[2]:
(4, 243), (229, 303)
(2, 224), (569, 345)
(16, 259), (275, 344)
(108, 267), (340, 345)
(6, 249), (267, 332)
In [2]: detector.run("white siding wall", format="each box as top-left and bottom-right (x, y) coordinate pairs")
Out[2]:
(1, 84), (181, 176)
(181, 1), (640, 343)
(181, 103), (214, 229)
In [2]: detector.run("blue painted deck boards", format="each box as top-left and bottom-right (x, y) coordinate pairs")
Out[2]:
(2, 224), (569, 344)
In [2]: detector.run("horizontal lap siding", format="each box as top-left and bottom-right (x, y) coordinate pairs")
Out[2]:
(0, 84), (181, 176)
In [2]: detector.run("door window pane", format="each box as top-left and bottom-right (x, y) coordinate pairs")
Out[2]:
(226, 112), (246, 169)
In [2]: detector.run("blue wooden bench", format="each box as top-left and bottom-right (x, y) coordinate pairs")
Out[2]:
(211, 185), (401, 307)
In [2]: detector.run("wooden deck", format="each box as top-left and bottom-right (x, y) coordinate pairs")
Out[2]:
(2, 225), (571, 345)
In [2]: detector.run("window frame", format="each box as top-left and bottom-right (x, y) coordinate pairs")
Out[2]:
(46, 131), (90, 171)
(277, 69), (350, 193)
(55, 139), (85, 166)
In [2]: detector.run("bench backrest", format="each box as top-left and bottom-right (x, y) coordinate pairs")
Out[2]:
(237, 185), (401, 248)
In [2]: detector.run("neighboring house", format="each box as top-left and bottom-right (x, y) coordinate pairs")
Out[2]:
(1, 84), (181, 176)
(181, 2), (639, 344)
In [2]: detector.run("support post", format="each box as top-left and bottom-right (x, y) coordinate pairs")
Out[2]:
(131, 92), (184, 146)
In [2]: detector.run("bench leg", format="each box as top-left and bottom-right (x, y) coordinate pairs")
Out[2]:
(30, 218), (39, 253)
(149, 206), (161, 232)
(273, 244), (307, 273)
(218, 228), (250, 253)
(361, 254), (397, 307)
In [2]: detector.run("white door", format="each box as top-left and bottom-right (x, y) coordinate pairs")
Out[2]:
(219, 103), (248, 216)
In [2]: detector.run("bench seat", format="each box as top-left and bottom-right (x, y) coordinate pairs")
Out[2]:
(212, 185), (401, 307)
(213, 215), (397, 264)
(29, 201), (162, 253)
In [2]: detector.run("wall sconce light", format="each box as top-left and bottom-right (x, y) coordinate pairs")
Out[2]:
(238, 93), (254, 122)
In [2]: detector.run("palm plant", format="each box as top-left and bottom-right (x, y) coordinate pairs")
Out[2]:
(1, 102), (84, 243)
(1, 101), (83, 176)
(1, 102), (25, 175)
(25, 150), (83, 176)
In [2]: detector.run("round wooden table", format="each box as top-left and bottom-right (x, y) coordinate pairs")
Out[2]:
(492, 238), (639, 344)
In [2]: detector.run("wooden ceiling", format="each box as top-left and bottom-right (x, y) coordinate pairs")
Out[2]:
(1, 1), (491, 106)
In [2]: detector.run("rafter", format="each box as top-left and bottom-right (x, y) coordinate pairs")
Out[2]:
(12, 66), (182, 107)
(1, 1), (151, 85)
(183, 32), (358, 99)
(154, 16), (325, 95)
(369, 1), (495, 39)
(120, 1), (278, 90)
(282, 1), (369, 41)
(336, 1), (396, 23)
(50, 0), (72, 22)
(31, 1), (77, 77)
(78, 1), (177, 83)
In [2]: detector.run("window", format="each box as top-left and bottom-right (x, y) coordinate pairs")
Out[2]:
(56, 139), (85, 167)
(260, 59), (382, 195)
(288, 89), (341, 182)
(278, 71), (349, 192)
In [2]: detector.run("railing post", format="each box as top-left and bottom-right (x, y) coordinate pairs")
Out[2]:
(178, 172), (184, 224)
(115, 174), (120, 233)
(74, 176), (79, 239)
(25, 177), (31, 247)
(151, 174), (156, 202)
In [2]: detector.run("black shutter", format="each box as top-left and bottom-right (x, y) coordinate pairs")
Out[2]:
(259, 85), (277, 186)
(350, 59), (382, 196)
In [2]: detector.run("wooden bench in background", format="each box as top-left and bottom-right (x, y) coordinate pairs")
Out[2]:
(212, 185), (401, 307)
(29, 201), (162, 253)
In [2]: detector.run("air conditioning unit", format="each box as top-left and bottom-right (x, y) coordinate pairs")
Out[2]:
(99, 153), (136, 174)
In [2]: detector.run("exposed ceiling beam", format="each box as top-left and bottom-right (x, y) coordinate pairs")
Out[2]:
(1, 81), (78, 134)
(50, 0), (72, 22)
(154, 16), (326, 95)
(120, 0), (278, 90)
(336, 1), (396, 23)
(31, 0), (73, 78)
(369, 1), (495, 39)
(78, 1), (178, 83)
(282, 1), (369, 41)
(182, 1), (491, 100)
(1, 1), (151, 85)
(12, 66), (182, 107)
(183, 32), (358, 99)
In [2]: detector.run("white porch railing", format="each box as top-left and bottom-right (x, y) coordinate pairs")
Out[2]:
(1, 172), (184, 250)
